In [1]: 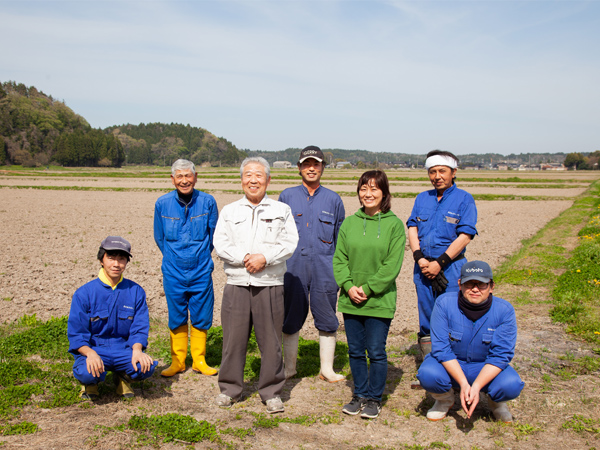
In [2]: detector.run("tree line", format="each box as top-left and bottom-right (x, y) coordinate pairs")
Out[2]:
(1, 80), (597, 169)
(563, 152), (600, 170)
(0, 81), (246, 168)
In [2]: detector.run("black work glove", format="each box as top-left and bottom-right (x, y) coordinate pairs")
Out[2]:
(431, 269), (448, 294)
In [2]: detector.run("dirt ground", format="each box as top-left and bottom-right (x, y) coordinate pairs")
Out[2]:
(1, 172), (599, 449)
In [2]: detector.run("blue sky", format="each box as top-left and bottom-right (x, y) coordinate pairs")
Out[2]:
(1, 0), (599, 154)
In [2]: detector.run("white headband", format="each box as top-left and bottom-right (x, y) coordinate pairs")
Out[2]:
(425, 155), (458, 170)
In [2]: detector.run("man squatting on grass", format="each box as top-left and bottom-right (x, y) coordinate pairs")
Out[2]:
(213, 157), (299, 414)
(154, 159), (219, 377)
(279, 146), (346, 382)
(417, 261), (524, 422)
(68, 236), (157, 400)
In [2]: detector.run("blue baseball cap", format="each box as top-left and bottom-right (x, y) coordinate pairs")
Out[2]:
(460, 261), (493, 283)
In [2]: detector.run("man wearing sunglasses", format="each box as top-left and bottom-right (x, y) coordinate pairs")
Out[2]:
(417, 261), (524, 423)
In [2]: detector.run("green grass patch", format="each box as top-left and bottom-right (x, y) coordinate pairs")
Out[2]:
(550, 194), (600, 343)
(0, 315), (82, 422)
(562, 415), (600, 434)
(495, 181), (600, 352)
(513, 423), (542, 439)
(250, 411), (317, 428)
(496, 268), (555, 286)
(128, 413), (221, 446)
(0, 420), (39, 436)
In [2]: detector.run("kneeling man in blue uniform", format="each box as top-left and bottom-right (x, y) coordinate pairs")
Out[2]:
(417, 261), (524, 422)
(68, 236), (157, 400)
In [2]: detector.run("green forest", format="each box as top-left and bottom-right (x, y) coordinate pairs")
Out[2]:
(0, 81), (246, 168)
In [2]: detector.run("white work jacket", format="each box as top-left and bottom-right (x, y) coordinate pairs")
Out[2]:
(214, 195), (299, 286)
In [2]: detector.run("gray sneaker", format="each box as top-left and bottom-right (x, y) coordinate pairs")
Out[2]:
(266, 396), (284, 414)
(360, 399), (382, 419)
(215, 393), (234, 407)
(342, 396), (367, 415)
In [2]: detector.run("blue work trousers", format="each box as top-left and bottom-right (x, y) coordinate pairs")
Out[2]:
(343, 314), (391, 402)
(414, 258), (466, 337)
(163, 269), (214, 331)
(283, 255), (339, 334)
(417, 355), (524, 402)
(73, 346), (157, 385)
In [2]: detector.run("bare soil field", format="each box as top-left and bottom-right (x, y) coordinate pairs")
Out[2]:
(1, 170), (599, 449)
(0, 175), (588, 198)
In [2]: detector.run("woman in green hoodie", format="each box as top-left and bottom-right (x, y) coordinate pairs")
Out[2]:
(333, 170), (406, 419)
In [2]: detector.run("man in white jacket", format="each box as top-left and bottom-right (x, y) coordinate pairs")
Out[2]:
(213, 157), (299, 414)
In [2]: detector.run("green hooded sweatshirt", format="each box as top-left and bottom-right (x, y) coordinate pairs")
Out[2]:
(333, 208), (406, 319)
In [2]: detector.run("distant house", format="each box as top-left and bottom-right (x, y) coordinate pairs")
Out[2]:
(336, 161), (352, 169)
(497, 164), (508, 170)
(540, 163), (566, 171)
(273, 161), (292, 169)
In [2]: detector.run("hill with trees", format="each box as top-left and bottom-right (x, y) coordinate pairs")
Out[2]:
(105, 123), (246, 167)
(0, 81), (245, 168)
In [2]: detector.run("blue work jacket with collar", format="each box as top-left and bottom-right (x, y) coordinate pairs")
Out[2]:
(407, 184), (478, 259)
(154, 189), (218, 274)
(430, 293), (517, 371)
(67, 278), (150, 357)
(279, 184), (345, 260)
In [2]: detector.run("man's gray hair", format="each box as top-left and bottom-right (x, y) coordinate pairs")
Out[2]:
(240, 157), (270, 178)
(171, 159), (196, 177)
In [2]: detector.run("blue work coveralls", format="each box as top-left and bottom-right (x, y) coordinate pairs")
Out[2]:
(68, 278), (157, 384)
(154, 189), (218, 330)
(279, 185), (345, 334)
(407, 184), (478, 336)
(417, 293), (524, 402)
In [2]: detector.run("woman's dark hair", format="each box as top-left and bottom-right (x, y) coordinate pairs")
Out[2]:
(97, 248), (131, 262)
(356, 170), (391, 214)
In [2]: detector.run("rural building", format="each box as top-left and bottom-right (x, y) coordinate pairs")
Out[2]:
(541, 163), (566, 171)
(273, 161), (292, 168)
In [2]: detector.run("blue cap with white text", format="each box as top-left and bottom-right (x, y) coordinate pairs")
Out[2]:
(460, 260), (493, 283)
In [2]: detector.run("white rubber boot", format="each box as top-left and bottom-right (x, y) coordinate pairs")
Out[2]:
(282, 332), (299, 379)
(488, 397), (513, 423)
(318, 331), (345, 382)
(426, 389), (455, 421)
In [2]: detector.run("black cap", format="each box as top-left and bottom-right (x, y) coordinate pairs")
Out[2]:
(100, 236), (132, 257)
(460, 261), (493, 283)
(298, 146), (324, 164)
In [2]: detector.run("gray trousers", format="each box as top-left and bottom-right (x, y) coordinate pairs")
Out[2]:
(218, 284), (285, 401)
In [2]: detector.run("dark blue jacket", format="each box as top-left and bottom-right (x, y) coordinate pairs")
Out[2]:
(279, 184), (345, 260)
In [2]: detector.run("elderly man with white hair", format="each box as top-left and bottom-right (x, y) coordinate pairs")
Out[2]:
(407, 150), (478, 358)
(154, 159), (219, 378)
(213, 157), (298, 414)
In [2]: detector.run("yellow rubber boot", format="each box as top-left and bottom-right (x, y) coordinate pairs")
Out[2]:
(160, 324), (188, 377)
(190, 327), (218, 376)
